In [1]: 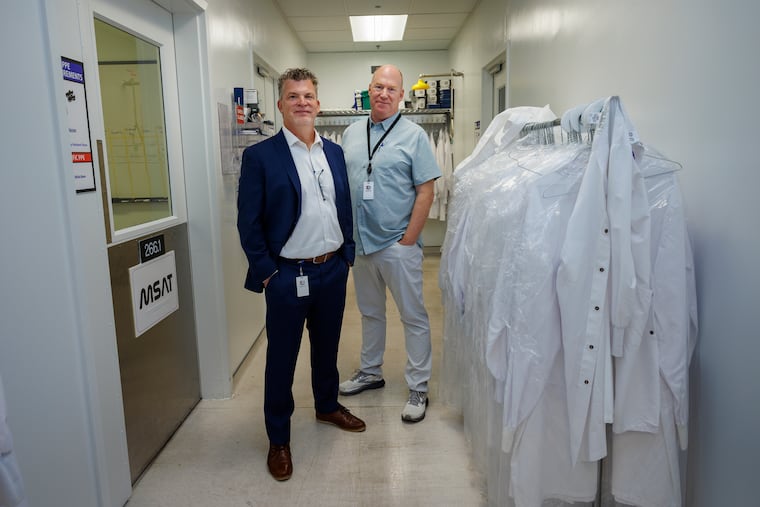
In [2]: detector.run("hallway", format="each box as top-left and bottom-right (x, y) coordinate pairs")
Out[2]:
(125, 253), (486, 506)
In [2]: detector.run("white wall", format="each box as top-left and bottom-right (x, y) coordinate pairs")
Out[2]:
(205, 0), (307, 373)
(0, 0), (132, 505)
(503, 0), (760, 505)
(449, 0), (508, 167)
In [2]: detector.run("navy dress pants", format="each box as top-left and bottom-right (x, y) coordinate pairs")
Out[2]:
(263, 255), (349, 445)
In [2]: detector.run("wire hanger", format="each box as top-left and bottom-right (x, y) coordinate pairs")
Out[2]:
(638, 151), (684, 177)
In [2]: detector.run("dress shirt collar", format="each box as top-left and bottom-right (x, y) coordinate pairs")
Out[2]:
(281, 125), (322, 149)
(370, 111), (401, 130)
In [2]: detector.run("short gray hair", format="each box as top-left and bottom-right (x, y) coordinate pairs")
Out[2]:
(277, 68), (319, 98)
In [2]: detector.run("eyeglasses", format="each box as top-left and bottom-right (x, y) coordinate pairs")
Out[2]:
(370, 84), (399, 96)
(314, 169), (326, 201)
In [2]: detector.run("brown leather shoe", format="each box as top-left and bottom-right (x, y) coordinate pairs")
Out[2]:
(316, 404), (366, 432)
(267, 443), (292, 481)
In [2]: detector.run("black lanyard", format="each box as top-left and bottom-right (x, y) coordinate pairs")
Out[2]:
(366, 114), (401, 177)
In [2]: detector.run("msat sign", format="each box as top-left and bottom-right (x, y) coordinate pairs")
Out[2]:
(129, 251), (179, 337)
(140, 273), (174, 310)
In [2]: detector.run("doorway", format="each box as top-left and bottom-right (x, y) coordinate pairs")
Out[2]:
(91, 0), (201, 482)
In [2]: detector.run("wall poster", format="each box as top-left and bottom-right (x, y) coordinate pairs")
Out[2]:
(62, 56), (96, 192)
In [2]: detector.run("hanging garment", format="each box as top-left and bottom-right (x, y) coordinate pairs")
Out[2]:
(611, 378), (683, 507)
(510, 355), (598, 506)
(428, 130), (441, 219)
(442, 107), (602, 506)
(440, 127), (454, 220)
(556, 96), (652, 464)
(608, 151), (697, 507)
(487, 143), (590, 446)
(433, 128), (447, 220)
(613, 154), (697, 438)
(440, 106), (555, 313)
(439, 99), (695, 507)
(0, 375), (26, 507)
(495, 146), (602, 506)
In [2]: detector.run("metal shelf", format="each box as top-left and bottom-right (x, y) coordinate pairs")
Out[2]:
(316, 108), (451, 127)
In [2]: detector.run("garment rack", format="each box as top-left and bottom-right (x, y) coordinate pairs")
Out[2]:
(521, 117), (595, 144)
(520, 118), (561, 133)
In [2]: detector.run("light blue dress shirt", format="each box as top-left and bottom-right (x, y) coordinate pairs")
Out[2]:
(342, 112), (441, 255)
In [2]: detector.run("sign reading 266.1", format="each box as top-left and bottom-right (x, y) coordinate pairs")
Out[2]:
(139, 234), (166, 263)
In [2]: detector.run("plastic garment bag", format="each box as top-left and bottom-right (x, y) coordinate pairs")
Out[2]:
(0, 375), (26, 507)
(440, 99), (696, 507)
(440, 106), (601, 506)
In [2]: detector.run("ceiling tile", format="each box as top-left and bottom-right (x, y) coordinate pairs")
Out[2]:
(307, 42), (357, 53)
(404, 27), (458, 40)
(276, 0), (346, 17)
(397, 39), (451, 51)
(289, 16), (349, 31)
(346, 0), (413, 16)
(405, 13), (467, 29)
(298, 30), (353, 43)
(352, 40), (404, 52)
(408, 0), (477, 14)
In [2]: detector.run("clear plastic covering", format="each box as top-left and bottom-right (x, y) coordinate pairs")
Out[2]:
(438, 102), (696, 507)
(0, 374), (26, 507)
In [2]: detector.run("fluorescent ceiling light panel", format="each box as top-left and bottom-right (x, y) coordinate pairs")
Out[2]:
(350, 15), (407, 42)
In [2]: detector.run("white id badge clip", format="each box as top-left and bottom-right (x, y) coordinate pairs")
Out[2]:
(363, 181), (374, 200)
(296, 275), (309, 297)
(295, 262), (309, 297)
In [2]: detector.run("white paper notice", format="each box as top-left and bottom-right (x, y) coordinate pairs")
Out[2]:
(62, 56), (96, 192)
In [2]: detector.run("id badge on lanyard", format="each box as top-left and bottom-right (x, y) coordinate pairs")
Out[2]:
(365, 115), (400, 201)
(363, 181), (374, 200)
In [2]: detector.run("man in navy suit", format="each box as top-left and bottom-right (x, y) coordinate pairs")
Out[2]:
(237, 68), (365, 482)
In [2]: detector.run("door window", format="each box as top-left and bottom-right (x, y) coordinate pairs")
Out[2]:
(94, 18), (172, 231)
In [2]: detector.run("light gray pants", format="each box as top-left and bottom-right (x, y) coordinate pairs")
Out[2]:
(353, 242), (431, 392)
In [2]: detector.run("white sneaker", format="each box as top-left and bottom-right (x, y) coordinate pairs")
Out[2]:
(401, 390), (428, 423)
(339, 370), (385, 395)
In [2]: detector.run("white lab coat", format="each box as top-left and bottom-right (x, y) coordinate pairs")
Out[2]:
(488, 144), (589, 447)
(428, 130), (440, 219)
(556, 96), (652, 464)
(440, 127), (453, 219)
(610, 155), (698, 507)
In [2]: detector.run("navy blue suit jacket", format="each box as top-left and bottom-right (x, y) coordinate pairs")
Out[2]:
(237, 130), (355, 293)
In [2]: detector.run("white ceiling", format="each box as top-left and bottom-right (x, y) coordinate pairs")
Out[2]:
(273, 0), (480, 53)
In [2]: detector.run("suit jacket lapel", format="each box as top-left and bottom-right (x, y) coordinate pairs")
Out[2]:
(273, 130), (302, 200)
